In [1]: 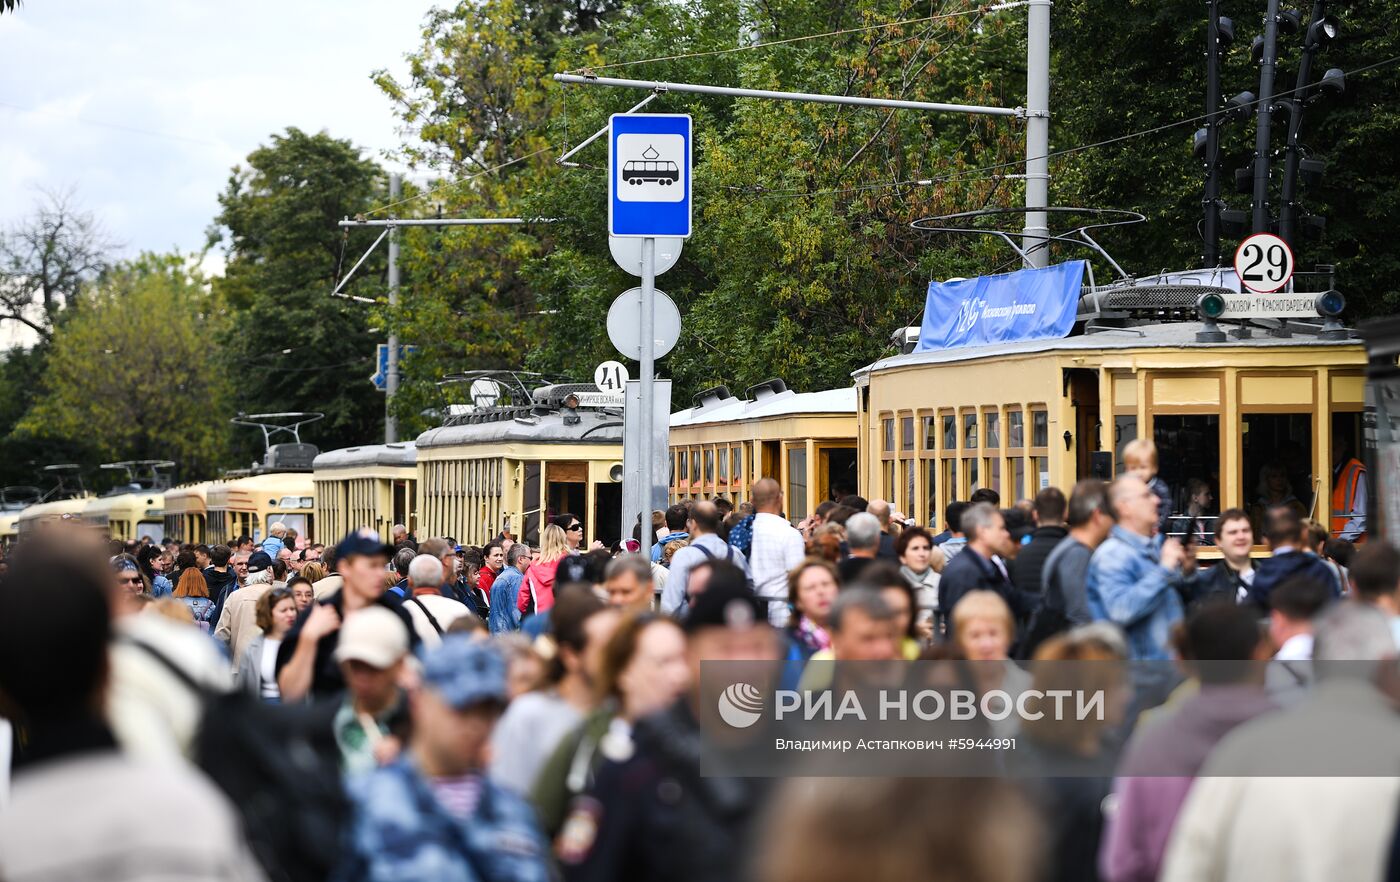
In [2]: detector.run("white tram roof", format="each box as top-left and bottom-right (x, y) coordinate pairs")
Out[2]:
(313, 442), (417, 470)
(857, 322), (1362, 378)
(416, 409), (623, 449)
(670, 386), (856, 429)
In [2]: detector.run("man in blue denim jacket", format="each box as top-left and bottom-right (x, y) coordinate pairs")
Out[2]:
(488, 544), (531, 634)
(1087, 475), (1187, 661)
(338, 637), (550, 882)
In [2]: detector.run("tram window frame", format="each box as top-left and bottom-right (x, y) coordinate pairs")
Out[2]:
(881, 416), (896, 457)
(900, 415), (915, 453)
(938, 409), (957, 510)
(918, 409), (937, 525)
(982, 407), (1002, 499)
(1240, 411), (1315, 534)
(1006, 407), (1026, 501)
(1029, 405), (1050, 493)
(788, 445), (810, 522)
(1329, 402), (1365, 539)
(704, 448), (715, 487)
(718, 446), (729, 484)
(690, 447), (700, 485)
(961, 408), (980, 497)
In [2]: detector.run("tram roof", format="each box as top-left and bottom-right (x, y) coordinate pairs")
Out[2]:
(670, 387), (856, 429)
(415, 409), (623, 449)
(313, 442), (417, 470)
(857, 322), (1363, 378)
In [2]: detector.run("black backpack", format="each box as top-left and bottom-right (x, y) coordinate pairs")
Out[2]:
(122, 637), (349, 882)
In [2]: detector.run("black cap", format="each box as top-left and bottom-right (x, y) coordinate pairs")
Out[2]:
(683, 566), (767, 634)
(246, 551), (273, 573)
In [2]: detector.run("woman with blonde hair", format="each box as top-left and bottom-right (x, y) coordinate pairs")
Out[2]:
(952, 590), (1033, 733)
(518, 524), (570, 616)
(172, 566), (215, 631)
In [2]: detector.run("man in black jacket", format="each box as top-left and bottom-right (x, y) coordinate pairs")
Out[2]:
(1248, 507), (1340, 608)
(1011, 487), (1068, 596)
(939, 503), (1039, 625)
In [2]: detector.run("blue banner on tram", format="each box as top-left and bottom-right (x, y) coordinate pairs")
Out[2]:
(916, 260), (1086, 352)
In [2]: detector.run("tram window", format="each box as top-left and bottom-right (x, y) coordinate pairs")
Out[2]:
(1032, 411), (1049, 448)
(1011, 457), (1026, 500)
(733, 445), (744, 484)
(965, 458), (980, 495)
(1241, 414), (1314, 530)
(523, 462), (542, 544)
(1007, 411), (1024, 448)
(922, 416), (937, 452)
(901, 417), (915, 452)
(690, 449), (700, 484)
(789, 448), (809, 521)
(678, 451), (688, 487)
(718, 448), (729, 483)
(963, 413), (978, 449)
(902, 461), (915, 514)
(943, 459), (958, 501)
(821, 448), (857, 504)
(942, 415), (957, 451)
(882, 419), (895, 453)
(882, 461), (894, 502)
(924, 464), (936, 522)
(986, 457), (1002, 499)
(985, 411), (1000, 449)
(1033, 457), (1050, 491)
(704, 449), (715, 484)
(1114, 416), (1138, 476)
(1153, 415), (1220, 521)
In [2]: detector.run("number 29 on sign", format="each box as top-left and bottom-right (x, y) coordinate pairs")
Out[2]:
(1233, 233), (1295, 294)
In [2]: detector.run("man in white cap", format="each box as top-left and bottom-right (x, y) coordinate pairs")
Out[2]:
(332, 605), (411, 777)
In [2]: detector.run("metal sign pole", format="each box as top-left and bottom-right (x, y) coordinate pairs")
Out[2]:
(637, 236), (656, 549)
(386, 173), (401, 444)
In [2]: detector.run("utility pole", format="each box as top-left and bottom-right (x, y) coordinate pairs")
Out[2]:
(385, 173), (400, 444)
(1251, 0), (1283, 233)
(1203, 1), (1225, 266)
(1022, 0), (1052, 268)
(1278, 0), (1327, 249)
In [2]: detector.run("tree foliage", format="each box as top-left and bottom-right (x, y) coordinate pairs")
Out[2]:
(0, 187), (116, 337)
(17, 255), (232, 479)
(210, 128), (388, 457)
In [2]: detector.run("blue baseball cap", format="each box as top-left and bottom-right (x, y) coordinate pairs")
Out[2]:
(421, 636), (508, 710)
(335, 528), (394, 561)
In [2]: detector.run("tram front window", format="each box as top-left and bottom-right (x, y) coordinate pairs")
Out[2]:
(1242, 414), (1314, 533)
(1153, 415), (1220, 538)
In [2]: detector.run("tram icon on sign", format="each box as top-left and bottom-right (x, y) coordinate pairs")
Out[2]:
(615, 134), (686, 203)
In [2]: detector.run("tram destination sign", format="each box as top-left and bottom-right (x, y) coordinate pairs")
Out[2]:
(1218, 292), (1321, 320)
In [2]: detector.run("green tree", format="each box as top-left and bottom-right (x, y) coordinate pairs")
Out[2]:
(210, 128), (388, 456)
(17, 254), (232, 478)
(380, 0), (1023, 412)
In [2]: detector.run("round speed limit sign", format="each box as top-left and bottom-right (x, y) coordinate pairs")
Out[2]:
(1233, 232), (1295, 294)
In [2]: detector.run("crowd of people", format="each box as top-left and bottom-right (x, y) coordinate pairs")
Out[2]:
(1, 442), (1398, 882)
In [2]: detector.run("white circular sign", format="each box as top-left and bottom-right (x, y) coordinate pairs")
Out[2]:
(594, 360), (629, 393)
(608, 236), (683, 277)
(1233, 233), (1295, 294)
(606, 287), (682, 361)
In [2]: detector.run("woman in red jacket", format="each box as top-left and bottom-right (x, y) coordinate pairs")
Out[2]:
(519, 524), (571, 616)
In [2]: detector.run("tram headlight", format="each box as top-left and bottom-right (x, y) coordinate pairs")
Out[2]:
(1315, 290), (1345, 317)
(1197, 292), (1227, 320)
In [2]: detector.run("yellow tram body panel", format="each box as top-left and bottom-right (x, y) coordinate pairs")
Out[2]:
(163, 482), (212, 544)
(668, 383), (857, 523)
(856, 322), (1366, 541)
(82, 490), (165, 542)
(414, 409), (623, 548)
(16, 496), (95, 536)
(206, 473), (316, 545)
(0, 511), (22, 545)
(313, 443), (417, 544)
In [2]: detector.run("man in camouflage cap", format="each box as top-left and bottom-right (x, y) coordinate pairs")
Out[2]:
(338, 636), (549, 882)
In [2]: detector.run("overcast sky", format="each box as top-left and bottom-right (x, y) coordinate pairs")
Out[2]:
(0, 0), (442, 274)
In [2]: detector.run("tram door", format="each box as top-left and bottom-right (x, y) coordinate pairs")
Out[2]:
(1067, 370), (1101, 480)
(593, 481), (622, 547)
(545, 461), (587, 536)
(761, 441), (781, 481)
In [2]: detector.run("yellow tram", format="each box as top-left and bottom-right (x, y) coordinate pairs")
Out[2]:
(414, 384), (623, 547)
(668, 380), (857, 522)
(17, 496), (95, 536)
(82, 490), (165, 542)
(857, 321), (1366, 547)
(163, 482), (213, 544)
(206, 472), (316, 544)
(313, 442), (417, 544)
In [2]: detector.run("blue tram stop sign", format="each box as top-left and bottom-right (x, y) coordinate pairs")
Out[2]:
(609, 114), (692, 239)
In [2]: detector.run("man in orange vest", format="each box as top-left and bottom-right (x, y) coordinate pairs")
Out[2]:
(1331, 445), (1368, 542)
